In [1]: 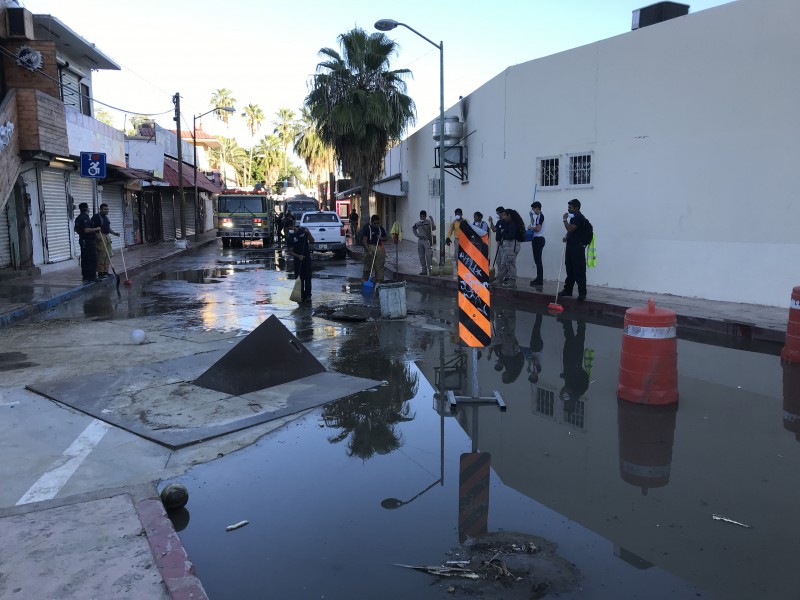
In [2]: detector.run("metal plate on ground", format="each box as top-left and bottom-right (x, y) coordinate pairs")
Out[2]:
(27, 354), (379, 450)
(194, 314), (326, 395)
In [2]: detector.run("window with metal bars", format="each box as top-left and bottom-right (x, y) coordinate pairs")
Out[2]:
(538, 157), (559, 188)
(536, 387), (555, 417)
(568, 154), (592, 186)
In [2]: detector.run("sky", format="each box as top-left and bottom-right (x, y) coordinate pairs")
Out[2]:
(22, 0), (733, 148)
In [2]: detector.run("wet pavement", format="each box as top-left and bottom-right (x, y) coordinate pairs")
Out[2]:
(1, 238), (798, 599)
(158, 296), (798, 599)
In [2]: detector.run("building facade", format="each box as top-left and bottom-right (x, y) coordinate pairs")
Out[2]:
(380, 0), (798, 307)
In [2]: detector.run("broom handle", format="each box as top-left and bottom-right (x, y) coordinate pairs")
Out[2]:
(553, 241), (567, 304)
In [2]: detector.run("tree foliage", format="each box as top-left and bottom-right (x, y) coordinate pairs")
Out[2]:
(305, 28), (415, 218)
(210, 89), (237, 124)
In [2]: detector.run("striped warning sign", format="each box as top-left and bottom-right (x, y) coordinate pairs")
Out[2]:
(458, 452), (491, 542)
(457, 221), (491, 347)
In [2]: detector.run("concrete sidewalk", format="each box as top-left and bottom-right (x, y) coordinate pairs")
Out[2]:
(349, 237), (791, 346)
(0, 232), (219, 328)
(0, 484), (207, 600)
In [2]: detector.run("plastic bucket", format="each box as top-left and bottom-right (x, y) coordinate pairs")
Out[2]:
(377, 281), (407, 319)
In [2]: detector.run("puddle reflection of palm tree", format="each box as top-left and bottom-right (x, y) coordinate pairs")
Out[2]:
(324, 340), (419, 459)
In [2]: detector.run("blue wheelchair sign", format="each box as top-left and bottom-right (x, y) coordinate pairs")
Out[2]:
(80, 152), (107, 178)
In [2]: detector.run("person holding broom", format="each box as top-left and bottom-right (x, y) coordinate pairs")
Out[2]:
(361, 215), (387, 283)
(91, 203), (120, 279)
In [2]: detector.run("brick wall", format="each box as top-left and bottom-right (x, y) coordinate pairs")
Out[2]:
(1, 40), (60, 99)
(0, 90), (21, 213)
(16, 88), (68, 156)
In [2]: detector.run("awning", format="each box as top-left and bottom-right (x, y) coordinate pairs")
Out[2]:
(104, 165), (164, 184)
(372, 173), (406, 197)
(163, 158), (222, 194)
(335, 185), (362, 200)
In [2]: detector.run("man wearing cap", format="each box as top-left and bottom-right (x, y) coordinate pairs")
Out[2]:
(528, 201), (545, 286)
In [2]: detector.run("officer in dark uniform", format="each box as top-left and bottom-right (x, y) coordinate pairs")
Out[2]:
(285, 216), (315, 302)
(74, 202), (100, 283)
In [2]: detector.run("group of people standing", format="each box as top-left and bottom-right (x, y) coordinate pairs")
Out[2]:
(410, 199), (591, 301)
(75, 202), (121, 283)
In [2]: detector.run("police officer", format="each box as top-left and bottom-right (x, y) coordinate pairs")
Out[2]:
(74, 202), (101, 283)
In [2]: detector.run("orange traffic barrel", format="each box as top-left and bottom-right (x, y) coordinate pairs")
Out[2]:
(781, 286), (800, 364)
(618, 298), (678, 405)
(783, 363), (800, 441)
(617, 399), (677, 494)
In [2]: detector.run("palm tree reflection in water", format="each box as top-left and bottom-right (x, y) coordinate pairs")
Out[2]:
(322, 359), (419, 459)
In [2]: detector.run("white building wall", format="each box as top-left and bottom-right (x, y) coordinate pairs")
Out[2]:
(390, 0), (799, 307)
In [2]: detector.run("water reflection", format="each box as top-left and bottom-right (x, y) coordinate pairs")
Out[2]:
(617, 399), (677, 494)
(559, 318), (589, 428)
(325, 332), (420, 458)
(489, 309), (524, 384)
(783, 362), (800, 440)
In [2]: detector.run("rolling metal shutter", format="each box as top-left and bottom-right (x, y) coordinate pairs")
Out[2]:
(40, 169), (72, 263)
(0, 202), (11, 268)
(69, 173), (95, 258)
(101, 184), (125, 250)
(185, 194), (196, 238)
(161, 192), (176, 241)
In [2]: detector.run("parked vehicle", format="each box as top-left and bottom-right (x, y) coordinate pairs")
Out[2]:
(300, 211), (347, 259)
(216, 191), (275, 247)
(282, 195), (319, 223)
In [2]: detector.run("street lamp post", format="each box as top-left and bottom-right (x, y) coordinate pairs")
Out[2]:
(375, 19), (446, 269)
(193, 106), (235, 242)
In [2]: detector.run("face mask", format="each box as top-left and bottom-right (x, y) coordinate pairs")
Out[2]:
(496, 213), (501, 219)
(455, 215), (461, 220)
(567, 212), (574, 219)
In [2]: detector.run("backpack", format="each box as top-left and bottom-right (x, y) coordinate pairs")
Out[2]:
(509, 209), (526, 242)
(579, 217), (594, 246)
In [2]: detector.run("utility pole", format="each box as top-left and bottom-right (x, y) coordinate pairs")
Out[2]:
(173, 93), (186, 240)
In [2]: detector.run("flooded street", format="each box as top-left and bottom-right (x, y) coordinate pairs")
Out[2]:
(32, 245), (800, 598)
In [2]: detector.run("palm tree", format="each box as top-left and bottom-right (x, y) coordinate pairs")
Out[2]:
(295, 106), (334, 197)
(208, 136), (247, 187)
(273, 108), (297, 173)
(255, 134), (284, 190)
(305, 28), (415, 220)
(242, 103), (265, 188)
(209, 89), (237, 125)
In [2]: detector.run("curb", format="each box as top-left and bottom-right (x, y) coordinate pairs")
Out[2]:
(349, 246), (785, 348)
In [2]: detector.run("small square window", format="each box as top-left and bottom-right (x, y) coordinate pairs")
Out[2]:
(568, 154), (592, 187)
(538, 157), (559, 188)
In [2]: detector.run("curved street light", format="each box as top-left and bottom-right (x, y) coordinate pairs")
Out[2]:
(375, 19), (446, 269)
(193, 106), (235, 241)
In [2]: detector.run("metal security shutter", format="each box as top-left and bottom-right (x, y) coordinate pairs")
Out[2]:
(0, 202), (11, 268)
(69, 173), (95, 257)
(161, 192), (176, 241)
(185, 194), (196, 237)
(41, 169), (72, 263)
(101, 184), (125, 250)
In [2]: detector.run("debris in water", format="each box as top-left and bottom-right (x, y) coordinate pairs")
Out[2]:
(394, 564), (480, 579)
(226, 520), (249, 531)
(712, 514), (751, 528)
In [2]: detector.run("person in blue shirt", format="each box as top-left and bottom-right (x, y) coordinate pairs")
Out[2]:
(560, 199), (589, 301)
(285, 216), (315, 302)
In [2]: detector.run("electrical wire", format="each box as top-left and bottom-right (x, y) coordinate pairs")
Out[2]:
(0, 45), (172, 116)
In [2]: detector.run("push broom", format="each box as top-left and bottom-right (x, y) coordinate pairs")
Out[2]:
(547, 242), (567, 314)
(100, 237), (121, 292)
(119, 243), (133, 286)
(362, 240), (380, 293)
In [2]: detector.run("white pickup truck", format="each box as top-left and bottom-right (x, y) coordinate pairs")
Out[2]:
(300, 211), (347, 259)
